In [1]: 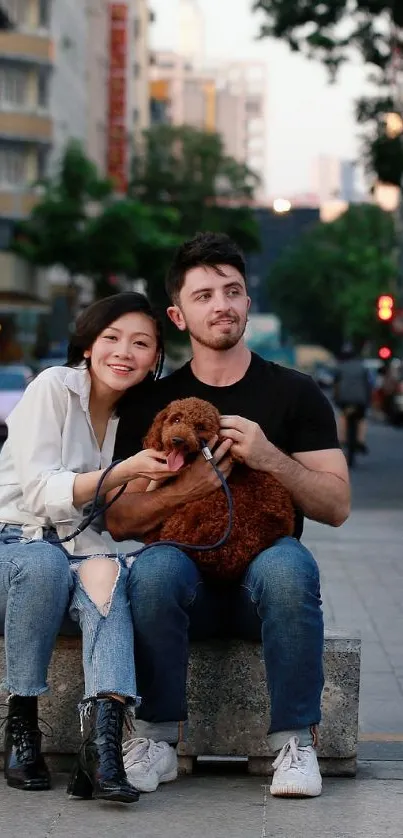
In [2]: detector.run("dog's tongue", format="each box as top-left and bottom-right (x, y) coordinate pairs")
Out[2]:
(166, 451), (185, 471)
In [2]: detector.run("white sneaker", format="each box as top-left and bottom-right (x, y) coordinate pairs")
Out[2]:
(123, 737), (178, 793)
(270, 735), (322, 797)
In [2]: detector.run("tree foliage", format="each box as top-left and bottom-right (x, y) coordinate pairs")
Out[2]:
(254, 1), (403, 185)
(267, 204), (397, 353)
(131, 125), (261, 251)
(11, 140), (180, 301)
(254, 1), (403, 77)
(129, 124), (262, 334)
(11, 133), (261, 349)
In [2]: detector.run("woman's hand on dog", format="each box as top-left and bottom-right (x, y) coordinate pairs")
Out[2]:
(219, 416), (279, 471)
(120, 449), (185, 482)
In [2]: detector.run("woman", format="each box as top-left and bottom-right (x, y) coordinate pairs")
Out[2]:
(0, 293), (175, 804)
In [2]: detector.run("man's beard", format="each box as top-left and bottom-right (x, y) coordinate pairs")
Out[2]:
(188, 315), (247, 351)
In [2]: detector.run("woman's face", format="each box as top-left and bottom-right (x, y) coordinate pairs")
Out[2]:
(84, 312), (159, 396)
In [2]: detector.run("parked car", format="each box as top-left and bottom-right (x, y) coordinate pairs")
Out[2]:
(0, 366), (32, 443)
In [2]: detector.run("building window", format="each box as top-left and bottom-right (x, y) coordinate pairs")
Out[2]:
(0, 146), (26, 187)
(38, 0), (50, 28)
(134, 18), (140, 38)
(0, 66), (28, 107)
(133, 108), (139, 124)
(246, 99), (261, 116)
(133, 62), (140, 79)
(7, 0), (26, 26)
(37, 147), (48, 180)
(38, 68), (49, 108)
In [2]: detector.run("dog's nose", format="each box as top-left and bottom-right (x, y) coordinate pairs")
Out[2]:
(172, 436), (185, 446)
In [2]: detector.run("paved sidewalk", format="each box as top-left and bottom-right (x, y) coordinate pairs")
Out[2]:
(304, 509), (403, 738)
(1, 767), (403, 838)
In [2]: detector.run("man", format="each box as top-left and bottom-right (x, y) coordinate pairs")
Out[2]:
(334, 343), (373, 454)
(107, 232), (350, 797)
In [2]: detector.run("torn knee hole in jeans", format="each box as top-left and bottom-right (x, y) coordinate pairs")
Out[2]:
(77, 556), (121, 617)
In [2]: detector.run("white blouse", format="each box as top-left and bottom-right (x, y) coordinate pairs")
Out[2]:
(0, 364), (120, 557)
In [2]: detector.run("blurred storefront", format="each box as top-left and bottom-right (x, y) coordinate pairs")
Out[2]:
(0, 251), (50, 362)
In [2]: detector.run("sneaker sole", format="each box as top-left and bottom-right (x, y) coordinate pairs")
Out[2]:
(130, 768), (178, 794)
(159, 768), (178, 784)
(270, 785), (322, 798)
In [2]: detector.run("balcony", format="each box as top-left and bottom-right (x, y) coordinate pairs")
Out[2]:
(0, 32), (53, 65)
(0, 111), (52, 143)
(0, 2), (13, 29)
(0, 189), (39, 218)
(0, 252), (50, 304)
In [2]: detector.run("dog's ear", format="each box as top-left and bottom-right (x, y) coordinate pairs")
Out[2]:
(143, 407), (169, 450)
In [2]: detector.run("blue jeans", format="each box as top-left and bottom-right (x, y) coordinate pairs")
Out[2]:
(128, 537), (324, 747)
(0, 526), (136, 701)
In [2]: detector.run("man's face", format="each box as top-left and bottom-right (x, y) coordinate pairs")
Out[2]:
(167, 265), (251, 351)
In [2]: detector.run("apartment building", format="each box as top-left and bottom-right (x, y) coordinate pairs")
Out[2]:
(0, 0), (53, 225)
(150, 52), (268, 197)
(215, 61), (267, 196)
(106, 0), (152, 190)
(86, 0), (109, 174)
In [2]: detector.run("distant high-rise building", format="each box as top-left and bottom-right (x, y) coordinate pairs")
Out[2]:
(178, 0), (205, 68)
(86, 0), (109, 174)
(312, 155), (359, 204)
(106, 0), (152, 191)
(132, 0), (152, 143)
(150, 52), (268, 197)
(213, 61), (267, 197)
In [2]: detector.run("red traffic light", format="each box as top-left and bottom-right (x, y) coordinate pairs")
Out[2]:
(378, 346), (392, 360)
(377, 295), (394, 321)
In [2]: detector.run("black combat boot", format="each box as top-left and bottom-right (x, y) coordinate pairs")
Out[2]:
(4, 696), (51, 791)
(67, 697), (140, 804)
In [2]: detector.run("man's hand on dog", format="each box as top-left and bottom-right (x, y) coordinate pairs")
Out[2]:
(220, 416), (280, 471)
(169, 435), (234, 501)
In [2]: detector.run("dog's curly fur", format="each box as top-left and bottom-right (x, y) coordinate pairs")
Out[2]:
(142, 397), (295, 580)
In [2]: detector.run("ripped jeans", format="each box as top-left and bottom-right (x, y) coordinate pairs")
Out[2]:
(0, 525), (137, 702)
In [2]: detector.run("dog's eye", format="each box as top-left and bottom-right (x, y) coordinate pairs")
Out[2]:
(171, 416), (181, 424)
(195, 423), (205, 432)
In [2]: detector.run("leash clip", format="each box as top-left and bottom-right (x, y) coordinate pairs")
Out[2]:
(201, 444), (213, 461)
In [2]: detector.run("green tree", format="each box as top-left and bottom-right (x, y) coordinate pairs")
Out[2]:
(254, 1), (402, 77)
(131, 124), (261, 251)
(129, 124), (262, 349)
(11, 140), (113, 281)
(253, 1), (403, 185)
(267, 204), (397, 353)
(11, 140), (180, 304)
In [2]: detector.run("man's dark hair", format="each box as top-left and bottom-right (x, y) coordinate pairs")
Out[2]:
(165, 232), (247, 303)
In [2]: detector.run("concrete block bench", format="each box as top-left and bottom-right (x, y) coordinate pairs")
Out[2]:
(0, 629), (360, 776)
(177, 633), (361, 777)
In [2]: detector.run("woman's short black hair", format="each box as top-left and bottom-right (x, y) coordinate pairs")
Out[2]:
(165, 231), (247, 304)
(66, 292), (165, 386)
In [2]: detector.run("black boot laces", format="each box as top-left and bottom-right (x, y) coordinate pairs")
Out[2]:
(0, 704), (52, 763)
(80, 699), (134, 781)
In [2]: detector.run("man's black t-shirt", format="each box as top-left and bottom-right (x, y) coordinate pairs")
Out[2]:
(114, 353), (339, 539)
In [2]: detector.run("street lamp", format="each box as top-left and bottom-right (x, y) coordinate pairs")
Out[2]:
(385, 111), (403, 139)
(383, 112), (403, 315)
(272, 198), (291, 214)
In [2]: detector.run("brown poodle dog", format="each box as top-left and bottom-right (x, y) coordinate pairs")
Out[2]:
(142, 397), (295, 580)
